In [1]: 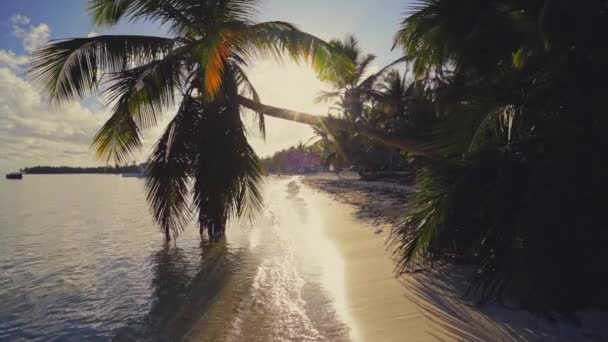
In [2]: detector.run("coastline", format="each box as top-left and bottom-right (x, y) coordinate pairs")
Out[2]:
(301, 173), (608, 341)
(5, 174), (607, 340)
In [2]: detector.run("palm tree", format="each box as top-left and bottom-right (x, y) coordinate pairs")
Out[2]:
(28, 0), (364, 241)
(304, 35), (410, 174)
(315, 35), (405, 122)
(375, 69), (437, 135)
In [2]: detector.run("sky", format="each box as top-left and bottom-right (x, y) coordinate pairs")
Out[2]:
(0, 0), (409, 173)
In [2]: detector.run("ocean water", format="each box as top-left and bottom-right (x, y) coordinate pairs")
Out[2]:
(0, 175), (351, 341)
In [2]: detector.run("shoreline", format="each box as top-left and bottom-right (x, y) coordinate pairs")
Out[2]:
(301, 173), (608, 341)
(301, 179), (433, 341)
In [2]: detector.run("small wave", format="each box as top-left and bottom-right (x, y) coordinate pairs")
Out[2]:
(226, 256), (324, 342)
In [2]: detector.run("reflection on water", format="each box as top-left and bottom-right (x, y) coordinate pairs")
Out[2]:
(112, 240), (246, 341)
(0, 175), (352, 341)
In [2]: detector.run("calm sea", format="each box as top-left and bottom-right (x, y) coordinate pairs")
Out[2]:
(0, 175), (350, 341)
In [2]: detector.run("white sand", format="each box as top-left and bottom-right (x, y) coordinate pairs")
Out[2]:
(303, 181), (436, 341)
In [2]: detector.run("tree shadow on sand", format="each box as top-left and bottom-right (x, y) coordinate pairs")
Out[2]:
(402, 265), (608, 341)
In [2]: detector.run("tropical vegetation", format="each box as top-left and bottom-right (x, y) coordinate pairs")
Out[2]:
(260, 142), (322, 174)
(388, 0), (608, 313)
(311, 36), (417, 178)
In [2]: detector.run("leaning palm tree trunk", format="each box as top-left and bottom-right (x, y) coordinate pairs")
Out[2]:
(238, 96), (428, 156)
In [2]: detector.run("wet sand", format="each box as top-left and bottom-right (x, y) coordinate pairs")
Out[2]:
(302, 182), (434, 341)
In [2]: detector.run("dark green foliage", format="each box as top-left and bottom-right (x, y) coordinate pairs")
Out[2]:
(391, 0), (608, 313)
(395, 141), (608, 313)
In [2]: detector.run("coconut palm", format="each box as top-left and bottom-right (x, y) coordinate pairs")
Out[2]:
(307, 36), (410, 175)
(28, 0), (365, 241)
(315, 35), (405, 122)
(375, 69), (436, 135)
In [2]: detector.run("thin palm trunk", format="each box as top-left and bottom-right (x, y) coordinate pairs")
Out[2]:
(238, 96), (428, 156)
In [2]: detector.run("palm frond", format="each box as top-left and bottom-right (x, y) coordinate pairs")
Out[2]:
(422, 93), (511, 156)
(233, 62), (265, 138)
(91, 110), (143, 164)
(106, 57), (182, 128)
(354, 53), (377, 84)
(390, 162), (454, 271)
(314, 90), (342, 104)
(324, 34), (363, 88)
(329, 34), (361, 63)
(88, 0), (134, 26)
(185, 21), (250, 96)
(88, 0), (261, 34)
(146, 96), (197, 240)
(358, 56), (407, 91)
(92, 57), (183, 163)
(392, 0), (458, 77)
(199, 31), (234, 96)
(88, 0), (197, 31)
(239, 21), (354, 84)
(28, 35), (175, 103)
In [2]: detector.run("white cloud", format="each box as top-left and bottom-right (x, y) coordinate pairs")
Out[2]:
(87, 31), (100, 38)
(10, 15), (50, 53)
(0, 50), (29, 69)
(0, 65), (168, 172)
(0, 13), (172, 172)
(0, 67), (111, 171)
(10, 14), (30, 27)
(22, 23), (50, 53)
(0, 16), (117, 172)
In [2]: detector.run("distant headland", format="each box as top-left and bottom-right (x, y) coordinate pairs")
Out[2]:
(21, 164), (145, 175)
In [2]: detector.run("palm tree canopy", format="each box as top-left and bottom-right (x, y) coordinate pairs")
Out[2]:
(308, 35), (412, 177)
(325, 35), (373, 89)
(314, 35), (405, 122)
(30, 0), (352, 162)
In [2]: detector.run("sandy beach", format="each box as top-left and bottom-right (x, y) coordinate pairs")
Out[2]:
(303, 172), (608, 341)
(301, 178), (432, 341)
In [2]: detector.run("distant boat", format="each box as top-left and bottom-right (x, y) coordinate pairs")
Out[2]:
(5, 172), (22, 180)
